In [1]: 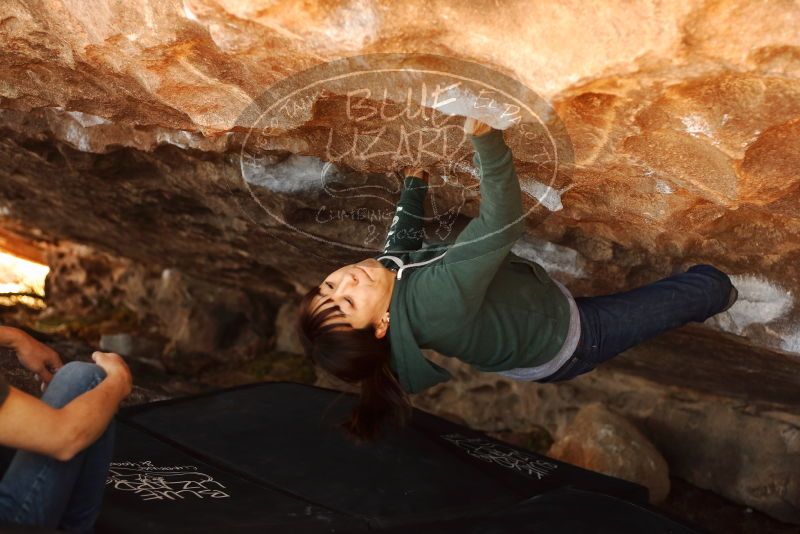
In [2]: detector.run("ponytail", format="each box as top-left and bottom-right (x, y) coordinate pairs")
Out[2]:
(343, 352), (410, 441)
(296, 285), (411, 441)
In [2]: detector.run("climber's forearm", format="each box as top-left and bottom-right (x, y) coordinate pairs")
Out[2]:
(382, 175), (428, 253)
(445, 127), (524, 263)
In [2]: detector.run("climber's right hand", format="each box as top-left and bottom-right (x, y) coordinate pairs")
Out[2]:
(464, 117), (492, 137)
(402, 166), (429, 182)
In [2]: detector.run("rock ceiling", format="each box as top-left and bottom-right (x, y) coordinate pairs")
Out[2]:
(1, 0), (799, 355)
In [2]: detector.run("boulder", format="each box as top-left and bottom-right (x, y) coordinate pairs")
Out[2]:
(0, 0), (798, 356)
(410, 334), (800, 524)
(547, 403), (670, 504)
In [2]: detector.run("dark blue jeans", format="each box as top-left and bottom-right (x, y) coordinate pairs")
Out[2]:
(0, 362), (115, 533)
(541, 264), (734, 382)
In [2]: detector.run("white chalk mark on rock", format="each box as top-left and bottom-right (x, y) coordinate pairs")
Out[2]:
(705, 274), (794, 337)
(520, 179), (563, 211)
(511, 235), (585, 278)
(655, 180), (674, 194)
(242, 153), (332, 194)
(182, 1), (200, 22)
(781, 328), (800, 354)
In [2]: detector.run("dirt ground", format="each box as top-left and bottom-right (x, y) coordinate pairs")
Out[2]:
(657, 477), (797, 534)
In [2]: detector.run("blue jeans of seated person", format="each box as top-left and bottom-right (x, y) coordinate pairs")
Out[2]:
(0, 362), (115, 533)
(541, 264), (734, 383)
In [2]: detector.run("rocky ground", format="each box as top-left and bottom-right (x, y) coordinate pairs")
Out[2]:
(1, 302), (795, 534)
(660, 478), (798, 534)
(487, 428), (797, 534)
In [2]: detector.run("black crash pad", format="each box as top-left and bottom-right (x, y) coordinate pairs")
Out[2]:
(94, 382), (700, 533)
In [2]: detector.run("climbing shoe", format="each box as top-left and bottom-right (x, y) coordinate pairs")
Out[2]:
(720, 284), (738, 313)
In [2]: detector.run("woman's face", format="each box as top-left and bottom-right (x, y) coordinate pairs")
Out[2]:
(312, 258), (396, 332)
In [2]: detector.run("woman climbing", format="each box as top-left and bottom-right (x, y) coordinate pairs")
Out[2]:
(297, 116), (738, 441)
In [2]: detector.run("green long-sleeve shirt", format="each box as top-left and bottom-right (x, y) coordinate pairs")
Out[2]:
(375, 128), (571, 394)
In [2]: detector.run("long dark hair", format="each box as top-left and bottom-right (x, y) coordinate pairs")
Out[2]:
(296, 284), (411, 441)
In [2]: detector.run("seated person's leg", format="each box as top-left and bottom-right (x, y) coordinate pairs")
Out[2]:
(0, 361), (114, 531)
(58, 416), (115, 531)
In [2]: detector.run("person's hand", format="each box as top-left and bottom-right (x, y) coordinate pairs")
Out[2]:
(91, 351), (133, 400)
(14, 332), (63, 386)
(463, 117), (492, 137)
(402, 166), (429, 182)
